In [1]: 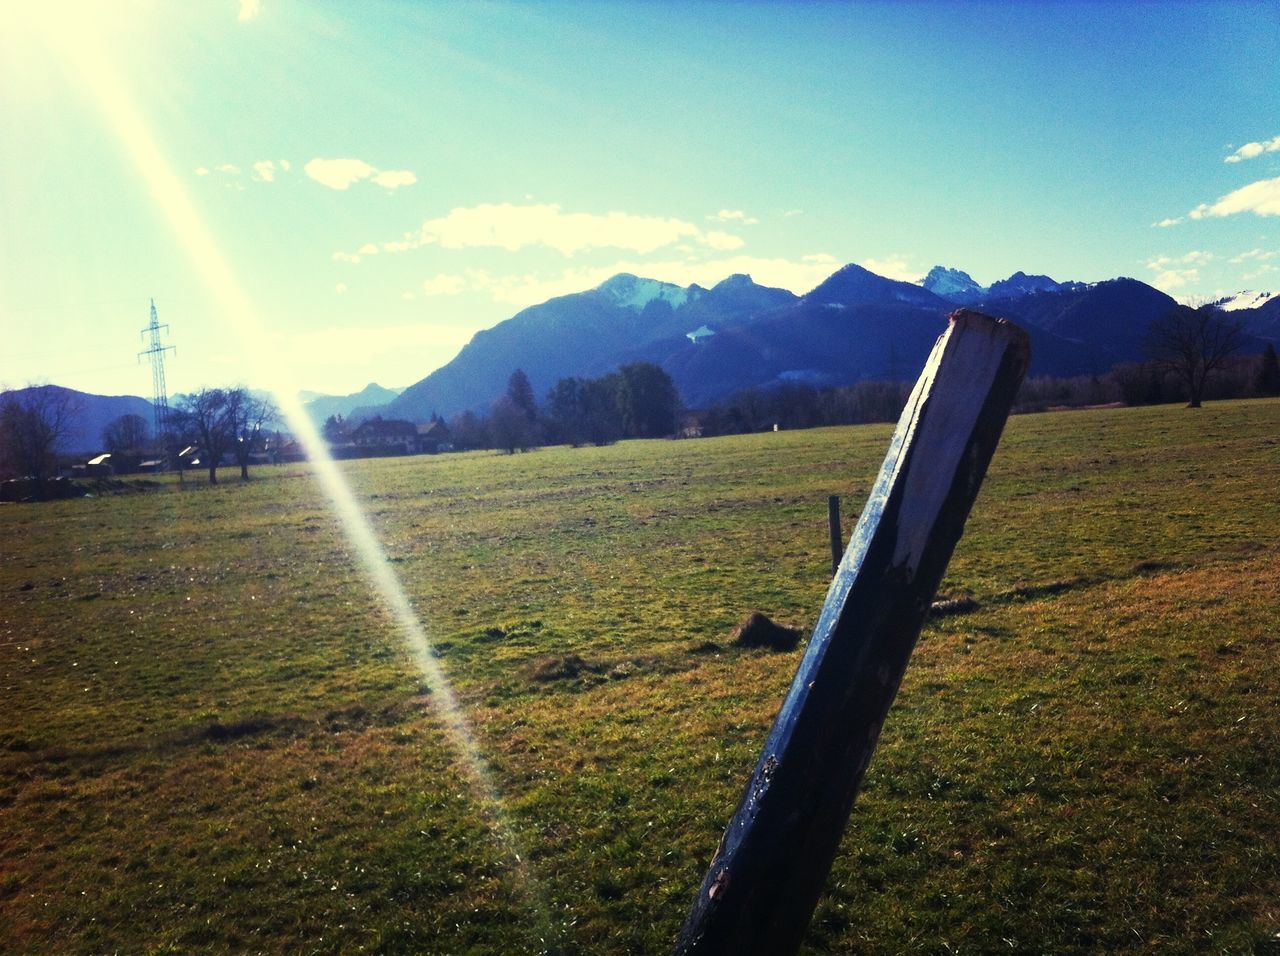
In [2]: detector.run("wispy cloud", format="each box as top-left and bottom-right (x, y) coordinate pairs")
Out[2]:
(198, 159), (290, 183)
(861, 255), (922, 283)
(363, 203), (742, 258)
(238, 0), (261, 23)
(1224, 135), (1280, 163)
(1146, 251), (1215, 292)
(1229, 248), (1279, 264)
(1188, 176), (1280, 220)
(372, 170), (417, 189)
(1153, 217), (1182, 228)
(1148, 267), (1198, 292)
(422, 274), (468, 296)
(304, 158), (416, 191)
(707, 209), (759, 225)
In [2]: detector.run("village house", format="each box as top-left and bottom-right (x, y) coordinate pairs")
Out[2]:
(415, 419), (452, 454)
(350, 417), (418, 456)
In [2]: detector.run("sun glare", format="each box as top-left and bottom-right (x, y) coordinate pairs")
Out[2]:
(25, 0), (542, 919)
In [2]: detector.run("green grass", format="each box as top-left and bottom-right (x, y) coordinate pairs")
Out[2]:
(2, 399), (1278, 954)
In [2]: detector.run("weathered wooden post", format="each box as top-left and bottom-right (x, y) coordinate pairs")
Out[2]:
(827, 495), (842, 576)
(674, 311), (1029, 956)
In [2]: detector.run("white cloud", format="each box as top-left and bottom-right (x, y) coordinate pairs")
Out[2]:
(860, 255), (923, 283)
(1188, 176), (1280, 220)
(1224, 135), (1280, 163)
(238, 0), (261, 22)
(1229, 248), (1279, 263)
(1145, 252), (1215, 293)
(332, 251), (362, 264)
(1153, 217), (1182, 228)
(305, 158), (377, 190)
(194, 166), (209, 176)
(279, 159), (291, 171)
(703, 230), (746, 251)
(423, 203), (708, 256)
(358, 243), (379, 256)
(367, 203), (744, 259)
(305, 158), (417, 191)
(401, 292), (416, 301)
(216, 163), (241, 175)
(707, 209), (759, 225)
(422, 274), (468, 296)
(1148, 251), (1215, 271)
(335, 282), (347, 294)
(372, 169), (417, 189)
(251, 160), (277, 182)
(1149, 268), (1198, 292)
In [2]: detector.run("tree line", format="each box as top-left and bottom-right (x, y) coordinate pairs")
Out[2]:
(446, 362), (683, 452)
(0, 385), (281, 488)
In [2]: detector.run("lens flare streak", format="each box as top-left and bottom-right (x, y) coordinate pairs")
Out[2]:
(45, 13), (541, 920)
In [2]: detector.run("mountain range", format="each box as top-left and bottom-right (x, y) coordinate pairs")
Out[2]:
(363, 263), (1278, 422)
(14, 263), (1279, 450)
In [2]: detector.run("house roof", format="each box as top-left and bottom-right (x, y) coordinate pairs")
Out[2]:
(416, 420), (450, 436)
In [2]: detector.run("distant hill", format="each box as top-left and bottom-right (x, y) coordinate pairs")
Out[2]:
(359, 273), (797, 422)
(1, 385), (153, 455)
(303, 383), (400, 425)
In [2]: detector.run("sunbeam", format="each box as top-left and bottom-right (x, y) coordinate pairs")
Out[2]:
(29, 3), (546, 932)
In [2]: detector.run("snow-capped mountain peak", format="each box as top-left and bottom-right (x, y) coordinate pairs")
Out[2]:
(921, 266), (1084, 304)
(1211, 290), (1278, 312)
(921, 265), (983, 300)
(596, 273), (690, 312)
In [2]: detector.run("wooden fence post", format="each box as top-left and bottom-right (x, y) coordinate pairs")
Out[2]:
(827, 495), (842, 576)
(674, 311), (1030, 956)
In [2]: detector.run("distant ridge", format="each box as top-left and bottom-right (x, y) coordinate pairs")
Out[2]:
(0, 385), (153, 455)
(358, 263), (1278, 421)
(303, 383), (400, 424)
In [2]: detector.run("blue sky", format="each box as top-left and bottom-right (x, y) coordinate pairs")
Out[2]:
(2, 0), (1278, 398)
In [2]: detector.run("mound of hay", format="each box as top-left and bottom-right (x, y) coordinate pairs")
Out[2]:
(731, 612), (801, 652)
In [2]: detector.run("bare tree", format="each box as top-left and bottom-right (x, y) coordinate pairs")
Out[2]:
(0, 385), (80, 492)
(172, 387), (279, 483)
(1147, 305), (1246, 408)
(172, 388), (237, 484)
(227, 391), (278, 480)
(102, 413), (150, 454)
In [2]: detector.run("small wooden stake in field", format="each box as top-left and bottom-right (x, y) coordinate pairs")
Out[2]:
(674, 310), (1030, 956)
(827, 494), (842, 576)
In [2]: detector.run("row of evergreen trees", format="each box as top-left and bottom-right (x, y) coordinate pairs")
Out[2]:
(448, 363), (682, 453)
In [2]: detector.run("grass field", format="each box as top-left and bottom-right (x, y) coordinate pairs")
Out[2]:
(2, 398), (1278, 954)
